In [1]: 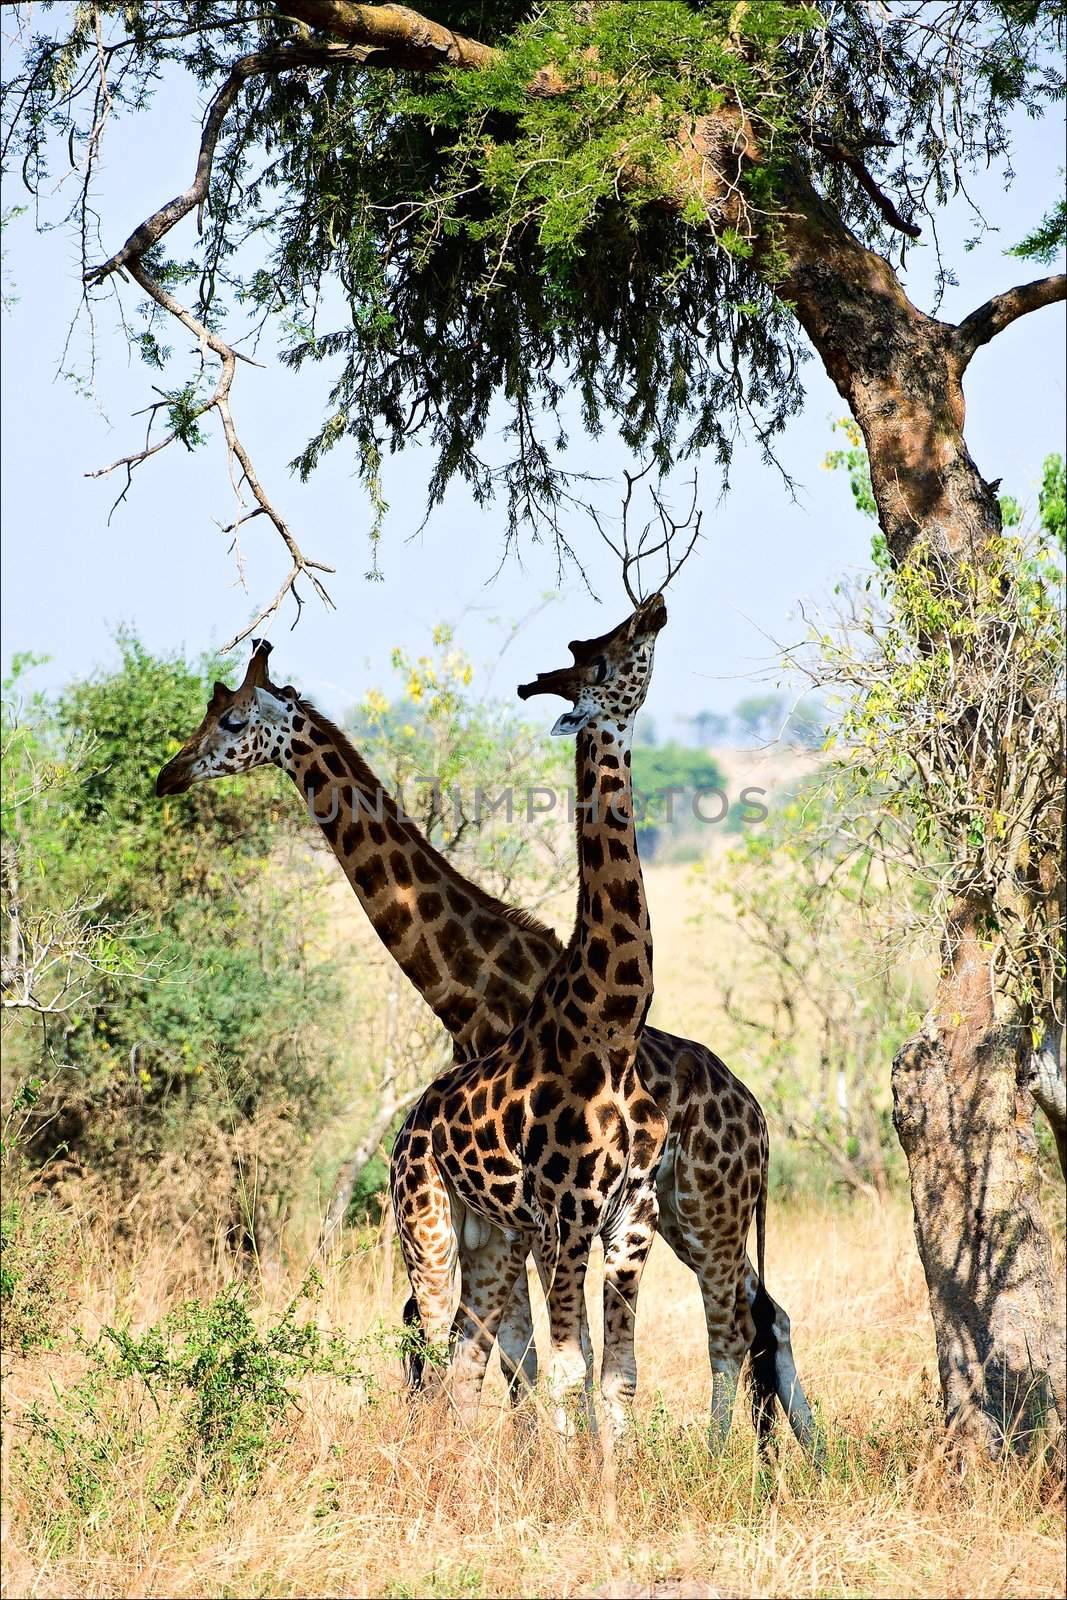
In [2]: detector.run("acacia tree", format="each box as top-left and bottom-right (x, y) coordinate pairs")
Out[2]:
(3, 0), (1065, 1454)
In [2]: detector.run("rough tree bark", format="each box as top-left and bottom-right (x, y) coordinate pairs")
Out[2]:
(82, 0), (1066, 1454)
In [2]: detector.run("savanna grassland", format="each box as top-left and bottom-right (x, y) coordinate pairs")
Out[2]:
(3, 862), (1064, 1600)
(3, 1179), (1064, 1599)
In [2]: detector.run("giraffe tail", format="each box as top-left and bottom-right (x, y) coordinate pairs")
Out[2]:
(746, 1168), (778, 1448)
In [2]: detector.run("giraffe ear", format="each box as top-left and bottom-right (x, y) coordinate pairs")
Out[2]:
(253, 686), (289, 728)
(551, 707), (592, 737)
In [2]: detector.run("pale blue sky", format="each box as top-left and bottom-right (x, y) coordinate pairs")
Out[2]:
(1, 56), (1064, 738)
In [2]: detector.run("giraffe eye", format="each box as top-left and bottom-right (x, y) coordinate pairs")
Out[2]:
(593, 656), (609, 685)
(219, 709), (247, 733)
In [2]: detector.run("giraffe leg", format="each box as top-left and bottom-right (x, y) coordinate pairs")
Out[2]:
(495, 1260), (539, 1402)
(391, 1123), (456, 1393)
(600, 1185), (660, 1441)
(535, 1221), (593, 1438)
(701, 1266), (752, 1450)
(579, 1296), (597, 1433)
(450, 1216), (536, 1403)
(449, 1226), (531, 1426)
(709, 1356), (741, 1443)
(533, 1237), (597, 1437)
(657, 1165), (771, 1452)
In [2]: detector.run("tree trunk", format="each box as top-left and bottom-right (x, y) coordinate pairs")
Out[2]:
(851, 364), (1067, 1454)
(730, 146), (1067, 1453)
(893, 904), (1066, 1453)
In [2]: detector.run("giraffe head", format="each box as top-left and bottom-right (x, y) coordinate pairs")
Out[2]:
(517, 593), (666, 735)
(155, 640), (298, 796)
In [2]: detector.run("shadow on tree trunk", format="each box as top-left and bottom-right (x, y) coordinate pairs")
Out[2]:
(893, 978), (1066, 1457)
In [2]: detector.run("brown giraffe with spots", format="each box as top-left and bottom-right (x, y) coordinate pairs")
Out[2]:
(392, 594), (668, 1433)
(156, 637), (817, 1451)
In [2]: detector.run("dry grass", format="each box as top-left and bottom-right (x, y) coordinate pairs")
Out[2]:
(3, 869), (1062, 1598)
(2, 1196), (1063, 1600)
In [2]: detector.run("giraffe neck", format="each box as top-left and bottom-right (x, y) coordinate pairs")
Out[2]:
(278, 701), (559, 1051)
(566, 720), (653, 1050)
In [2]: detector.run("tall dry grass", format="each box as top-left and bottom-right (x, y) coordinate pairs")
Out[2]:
(2, 1194), (1063, 1600)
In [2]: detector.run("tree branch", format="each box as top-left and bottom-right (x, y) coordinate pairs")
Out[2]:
(83, 41), (367, 643)
(811, 136), (921, 239)
(84, 41), (380, 287)
(318, 1080), (424, 1252)
(93, 255), (335, 650)
(956, 274), (1067, 368)
(280, 0), (498, 68)
(78, 11), (502, 630)
(80, 0), (1000, 598)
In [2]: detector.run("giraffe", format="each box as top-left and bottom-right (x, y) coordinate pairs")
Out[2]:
(391, 593), (673, 1435)
(156, 638), (817, 1451)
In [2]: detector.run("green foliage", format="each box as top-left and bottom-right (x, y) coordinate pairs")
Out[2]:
(275, 0), (817, 537)
(5, 6), (1062, 563)
(1009, 193), (1067, 263)
(708, 785), (916, 1199)
(403, 2), (810, 272)
(343, 1147), (390, 1226)
(102, 1276), (368, 1474)
(824, 418), (877, 519)
(161, 381), (208, 449)
(0, 1182), (73, 1355)
(631, 740), (723, 832)
(823, 417), (888, 568)
(2, 635), (344, 1229)
(817, 436), (1066, 1076)
(15, 1275), (373, 1540)
(1038, 451), (1065, 552)
(805, 521), (1065, 1045)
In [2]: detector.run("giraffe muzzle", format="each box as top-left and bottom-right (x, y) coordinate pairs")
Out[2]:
(155, 754), (194, 796)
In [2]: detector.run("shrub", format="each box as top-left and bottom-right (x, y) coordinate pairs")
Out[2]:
(2, 637), (348, 1246)
(14, 1273), (373, 1539)
(101, 1276), (370, 1475)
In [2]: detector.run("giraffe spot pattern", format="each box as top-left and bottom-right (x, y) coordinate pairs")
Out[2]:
(163, 634), (772, 1428)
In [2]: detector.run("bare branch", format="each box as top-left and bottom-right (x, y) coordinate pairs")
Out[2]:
(588, 465), (702, 606)
(1, 850), (140, 1017)
(318, 1079), (424, 1252)
(811, 135), (921, 239)
(280, 0), (498, 69)
(956, 273), (1067, 367)
(79, 28), (492, 639)
(89, 255), (335, 649)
